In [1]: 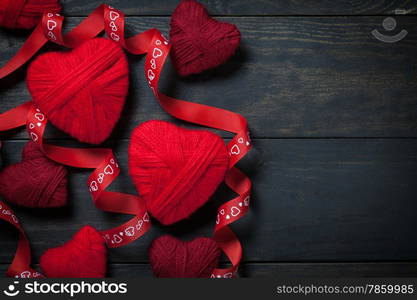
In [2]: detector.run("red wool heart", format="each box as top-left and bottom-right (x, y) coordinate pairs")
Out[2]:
(129, 120), (229, 225)
(0, 0), (61, 29)
(0, 141), (67, 208)
(27, 38), (129, 145)
(149, 235), (221, 278)
(40, 225), (107, 278)
(169, 0), (241, 76)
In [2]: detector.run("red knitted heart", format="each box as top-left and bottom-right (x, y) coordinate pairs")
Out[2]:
(27, 38), (129, 144)
(128, 120), (229, 225)
(149, 235), (221, 278)
(0, 141), (67, 208)
(169, 0), (241, 76)
(40, 226), (107, 278)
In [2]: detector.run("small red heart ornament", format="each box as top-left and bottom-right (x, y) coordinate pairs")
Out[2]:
(27, 38), (129, 144)
(40, 226), (107, 278)
(149, 235), (221, 278)
(129, 120), (229, 225)
(0, 141), (67, 208)
(169, 0), (241, 76)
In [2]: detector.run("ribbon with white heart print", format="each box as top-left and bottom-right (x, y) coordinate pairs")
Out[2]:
(139, 29), (252, 278)
(0, 4), (252, 278)
(106, 5), (252, 278)
(0, 101), (151, 277)
(0, 199), (42, 278)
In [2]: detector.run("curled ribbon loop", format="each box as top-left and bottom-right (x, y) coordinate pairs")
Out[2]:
(139, 31), (252, 277)
(25, 104), (151, 248)
(0, 101), (151, 275)
(0, 4), (252, 278)
(0, 200), (42, 278)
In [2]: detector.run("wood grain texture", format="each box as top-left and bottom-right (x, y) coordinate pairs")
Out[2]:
(1, 17), (417, 139)
(1, 1), (417, 278)
(1, 262), (417, 277)
(59, 0), (417, 16)
(1, 139), (417, 265)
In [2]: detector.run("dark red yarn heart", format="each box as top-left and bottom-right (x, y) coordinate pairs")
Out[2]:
(169, 0), (241, 76)
(0, 0), (61, 29)
(27, 38), (129, 145)
(149, 235), (221, 278)
(129, 120), (229, 225)
(0, 141), (67, 208)
(40, 225), (107, 278)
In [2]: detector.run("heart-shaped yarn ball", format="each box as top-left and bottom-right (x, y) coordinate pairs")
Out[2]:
(0, 141), (67, 208)
(27, 38), (129, 144)
(0, 0), (61, 29)
(169, 0), (241, 76)
(149, 235), (221, 278)
(40, 225), (107, 278)
(129, 120), (229, 225)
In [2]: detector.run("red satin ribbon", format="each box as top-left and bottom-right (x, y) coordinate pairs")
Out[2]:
(0, 101), (151, 277)
(0, 4), (252, 278)
(0, 200), (42, 278)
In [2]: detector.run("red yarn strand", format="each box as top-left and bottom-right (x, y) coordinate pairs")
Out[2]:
(0, 0), (61, 29)
(0, 0), (26, 28)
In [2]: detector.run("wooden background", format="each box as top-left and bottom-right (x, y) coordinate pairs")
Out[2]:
(1, 0), (417, 277)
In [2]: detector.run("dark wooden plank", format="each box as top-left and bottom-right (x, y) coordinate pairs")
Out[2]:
(2, 262), (417, 277)
(236, 263), (417, 278)
(85, 262), (417, 277)
(1, 138), (417, 264)
(60, 0), (417, 16)
(106, 262), (417, 277)
(2, 17), (417, 139)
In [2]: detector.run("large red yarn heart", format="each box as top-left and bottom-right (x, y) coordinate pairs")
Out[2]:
(27, 38), (129, 145)
(0, 141), (67, 208)
(40, 226), (107, 278)
(149, 235), (221, 278)
(129, 120), (229, 225)
(169, 0), (241, 76)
